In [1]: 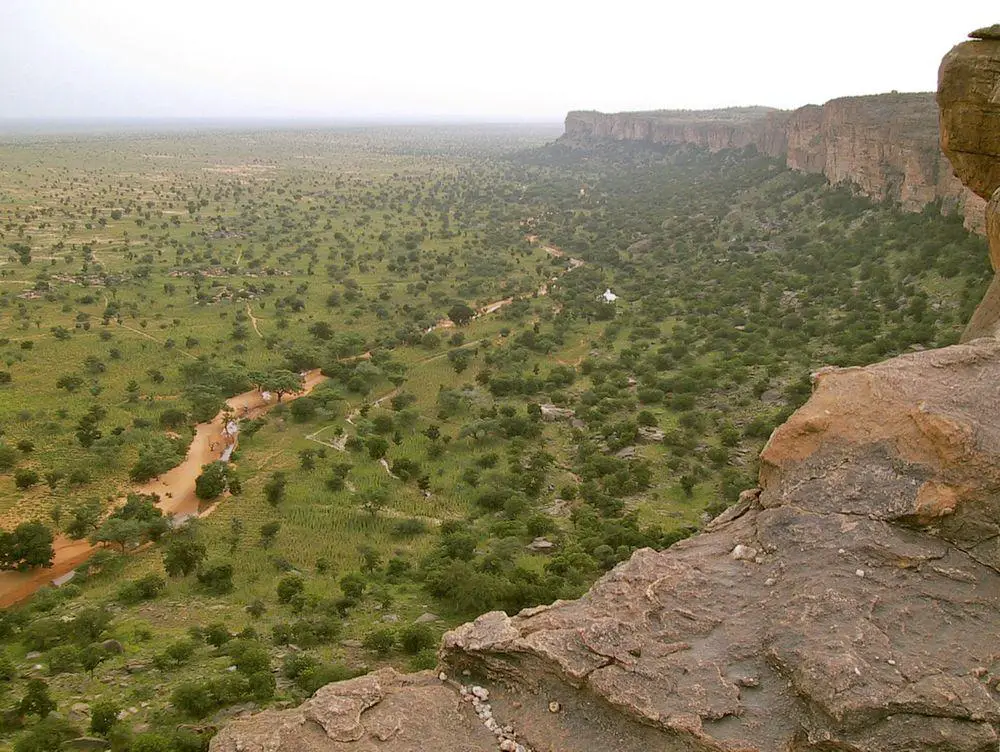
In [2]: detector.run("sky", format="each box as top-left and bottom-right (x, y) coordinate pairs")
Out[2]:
(0, 0), (995, 122)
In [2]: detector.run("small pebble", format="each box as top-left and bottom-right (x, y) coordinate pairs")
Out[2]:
(548, 701), (561, 713)
(855, 569), (865, 578)
(438, 671), (447, 682)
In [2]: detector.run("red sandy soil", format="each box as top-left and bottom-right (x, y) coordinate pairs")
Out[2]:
(0, 370), (327, 608)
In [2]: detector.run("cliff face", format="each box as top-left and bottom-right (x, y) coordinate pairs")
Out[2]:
(211, 29), (1000, 752)
(565, 94), (987, 231)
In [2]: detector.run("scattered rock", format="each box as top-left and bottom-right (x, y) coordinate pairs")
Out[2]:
(539, 404), (575, 421)
(100, 639), (124, 654)
(414, 612), (440, 624)
(63, 739), (110, 750)
(637, 426), (666, 443)
(527, 537), (555, 552)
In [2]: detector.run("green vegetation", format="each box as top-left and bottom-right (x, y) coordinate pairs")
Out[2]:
(0, 125), (987, 750)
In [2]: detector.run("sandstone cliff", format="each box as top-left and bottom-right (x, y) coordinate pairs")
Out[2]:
(210, 29), (1000, 752)
(565, 94), (986, 232)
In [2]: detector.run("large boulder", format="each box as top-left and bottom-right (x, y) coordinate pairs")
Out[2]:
(938, 28), (1000, 339)
(210, 668), (499, 751)
(938, 29), (1000, 202)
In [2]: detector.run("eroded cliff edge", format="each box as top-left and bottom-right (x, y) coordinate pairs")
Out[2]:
(210, 29), (1000, 752)
(565, 93), (987, 233)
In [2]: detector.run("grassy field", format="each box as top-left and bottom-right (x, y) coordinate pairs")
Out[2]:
(0, 126), (989, 750)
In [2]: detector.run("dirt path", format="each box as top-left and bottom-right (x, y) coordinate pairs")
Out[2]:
(426, 244), (583, 332)
(245, 303), (263, 339)
(0, 369), (327, 608)
(117, 322), (198, 360)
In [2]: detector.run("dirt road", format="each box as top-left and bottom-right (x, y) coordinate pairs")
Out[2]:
(0, 369), (327, 608)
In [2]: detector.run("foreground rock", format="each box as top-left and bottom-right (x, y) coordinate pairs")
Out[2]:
(213, 340), (1000, 752)
(210, 668), (499, 751)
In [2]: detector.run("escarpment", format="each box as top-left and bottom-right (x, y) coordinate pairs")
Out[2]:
(211, 28), (1000, 752)
(566, 93), (987, 233)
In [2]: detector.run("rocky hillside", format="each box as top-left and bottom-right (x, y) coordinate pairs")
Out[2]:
(210, 28), (1000, 752)
(566, 94), (987, 232)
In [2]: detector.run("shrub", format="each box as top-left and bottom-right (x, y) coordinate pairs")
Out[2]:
(170, 681), (215, 719)
(45, 644), (81, 674)
(196, 562), (234, 594)
(362, 627), (396, 656)
(13, 469), (39, 490)
(89, 699), (119, 735)
(399, 624), (436, 655)
(204, 622), (231, 648)
(13, 716), (78, 752)
(117, 573), (165, 603)
(276, 574), (305, 604)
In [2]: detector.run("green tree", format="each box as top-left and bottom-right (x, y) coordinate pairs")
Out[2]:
(90, 699), (119, 735)
(366, 435), (389, 460)
(194, 461), (228, 500)
(253, 368), (303, 402)
(277, 574), (305, 604)
(19, 678), (56, 717)
(259, 521), (281, 547)
(263, 471), (287, 506)
(448, 302), (476, 326)
(0, 521), (54, 571)
(163, 534), (207, 577)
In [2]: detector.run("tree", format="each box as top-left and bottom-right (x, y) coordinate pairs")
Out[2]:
(358, 488), (387, 518)
(196, 562), (234, 594)
(254, 368), (303, 402)
(163, 534), (207, 577)
(56, 373), (84, 393)
(65, 500), (102, 540)
(0, 521), (54, 571)
(195, 461), (228, 500)
(125, 379), (141, 403)
(19, 678), (56, 717)
(259, 521), (281, 547)
(448, 302), (476, 326)
(91, 517), (145, 552)
(290, 395), (317, 422)
(276, 574), (305, 604)
(399, 623), (436, 654)
(80, 643), (108, 677)
(366, 435), (388, 460)
(170, 681), (215, 719)
(13, 469), (39, 490)
(90, 699), (119, 735)
(75, 405), (104, 448)
(264, 471), (287, 506)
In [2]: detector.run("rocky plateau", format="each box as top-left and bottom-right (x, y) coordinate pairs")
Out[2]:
(565, 95), (986, 234)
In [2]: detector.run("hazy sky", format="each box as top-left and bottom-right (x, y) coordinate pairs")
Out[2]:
(0, 0), (995, 121)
